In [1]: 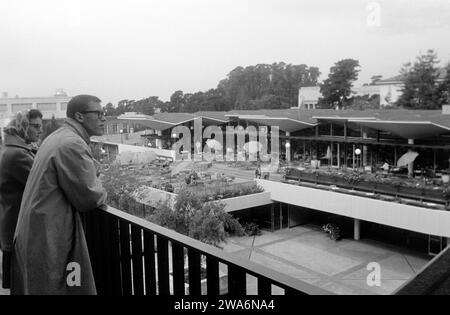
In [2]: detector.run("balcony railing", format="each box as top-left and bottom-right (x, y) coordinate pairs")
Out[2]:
(394, 245), (450, 295)
(83, 206), (331, 295)
(285, 168), (449, 207)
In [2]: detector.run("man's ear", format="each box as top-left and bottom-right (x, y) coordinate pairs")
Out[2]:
(73, 112), (84, 123)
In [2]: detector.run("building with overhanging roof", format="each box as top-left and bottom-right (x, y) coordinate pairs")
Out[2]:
(112, 107), (450, 173)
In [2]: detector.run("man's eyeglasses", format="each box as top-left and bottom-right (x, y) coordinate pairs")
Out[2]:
(29, 123), (42, 129)
(80, 111), (106, 119)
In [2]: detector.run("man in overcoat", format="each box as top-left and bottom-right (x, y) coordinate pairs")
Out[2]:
(11, 95), (107, 294)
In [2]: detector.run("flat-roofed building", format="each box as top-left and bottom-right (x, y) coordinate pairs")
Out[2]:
(0, 91), (70, 142)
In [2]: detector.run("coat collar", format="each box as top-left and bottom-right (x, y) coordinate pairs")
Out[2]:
(4, 133), (33, 151)
(65, 118), (91, 144)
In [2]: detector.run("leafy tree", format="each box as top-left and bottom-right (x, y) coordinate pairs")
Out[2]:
(133, 96), (164, 115)
(319, 59), (361, 109)
(217, 62), (320, 110)
(396, 50), (440, 109)
(158, 62), (321, 113)
(347, 94), (381, 110)
(437, 63), (450, 106)
(116, 99), (131, 115)
(168, 90), (185, 112)
(104, 102), (116, 116)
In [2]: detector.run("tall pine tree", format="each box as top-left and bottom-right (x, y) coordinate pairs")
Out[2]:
(319, 59), (360, 109)
(396, 50), (440, 109)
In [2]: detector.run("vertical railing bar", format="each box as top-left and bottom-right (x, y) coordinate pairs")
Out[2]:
(143, 231), (157, 295)
(206, 256), (220, 295)
(108, 214), (123, 295)
(131, 225), (145, 295)
(119, 220), (132, 295)
(257, 277), (272, 296)
(188, 249), (202, 295)
(157, 236), (170, 295)
(228, 265), (247, 295)
(91, 211), (106, 295)
(100, 211), (114, 295)
(172, 242), (186, 295)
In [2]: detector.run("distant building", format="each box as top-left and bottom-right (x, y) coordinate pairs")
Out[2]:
(297, 86), (322, 109)
(297, 85), (382, 109)
(374, 68), (447, 107)
(296, 67), (448, 109)
(351, 85), (380, 98)
(0, 90), (70, 141)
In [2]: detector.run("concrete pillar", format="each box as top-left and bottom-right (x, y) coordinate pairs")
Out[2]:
(352, 144), (356, 169)
(408, 139), (415, 177)
(285, 131), (291, 162)
(270, 204), (275, 232)
(156, 139), (162, 149)
(363, 132), (368, 168)
(354, 219), (361, 241)
(344, 121), (348, 140)
(337, 143), (341, 168)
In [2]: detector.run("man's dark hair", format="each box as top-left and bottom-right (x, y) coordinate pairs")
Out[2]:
(28, 109), (43, 120)
(66, 95), (101, 119)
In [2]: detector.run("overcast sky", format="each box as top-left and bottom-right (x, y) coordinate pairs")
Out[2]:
(1, 0), (450, 105)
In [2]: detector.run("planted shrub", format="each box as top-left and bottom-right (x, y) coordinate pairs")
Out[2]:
(149, 187), (245, 247)
(243, 222), (261, 236)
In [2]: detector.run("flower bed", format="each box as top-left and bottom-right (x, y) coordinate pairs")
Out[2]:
(285, 168), (450, 206)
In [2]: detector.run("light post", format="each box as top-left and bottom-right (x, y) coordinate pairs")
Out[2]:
(119, 129), (123, 144)
(285, 141), (291, 162)
(355, 148), (362, 171)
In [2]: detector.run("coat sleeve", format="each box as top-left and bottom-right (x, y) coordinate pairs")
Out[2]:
(55, 139), (107, 212)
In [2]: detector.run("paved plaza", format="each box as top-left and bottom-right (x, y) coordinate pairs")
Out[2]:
(222, 225), (431, 295)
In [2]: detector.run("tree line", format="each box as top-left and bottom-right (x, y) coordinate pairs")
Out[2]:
(104, 51), (450, 115)
(103, 62), (321, 115)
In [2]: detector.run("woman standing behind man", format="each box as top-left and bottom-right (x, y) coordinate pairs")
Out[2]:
(0, 109), (43, 289)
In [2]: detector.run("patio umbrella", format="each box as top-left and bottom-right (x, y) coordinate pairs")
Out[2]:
(397, 151), (419, 167)
(206, 139), (223, 151)
(325, 146), (331, 159)
(243, 141), (263, 154)
(171, 161), (193, 176)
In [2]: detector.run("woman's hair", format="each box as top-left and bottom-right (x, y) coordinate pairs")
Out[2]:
(4, 109), (43, 140)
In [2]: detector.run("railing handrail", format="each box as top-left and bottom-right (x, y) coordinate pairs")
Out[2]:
(285, 168), (448, 206)
(394, 245), (450, 295)
(101, 205), (332, 295)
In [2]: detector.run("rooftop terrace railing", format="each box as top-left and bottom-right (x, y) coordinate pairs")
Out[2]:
(285, 168), (449, 208)
(82, 206), (331, 296)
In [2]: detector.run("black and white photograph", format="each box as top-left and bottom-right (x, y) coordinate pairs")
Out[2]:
(1, 0), (450, 300)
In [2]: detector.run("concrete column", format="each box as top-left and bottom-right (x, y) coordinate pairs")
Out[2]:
(363, 132), (368, 168)
(285, 131), (291, 162)
(354, 219), (361, 241)
(408, 139), (415, 177)
(352, 144), (356, 169)
(337, 143), (341, 168)
(270, 204), (275, 232)
(344, 121), (348, 140)
(156, 139), (162, 149)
